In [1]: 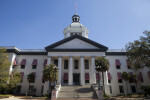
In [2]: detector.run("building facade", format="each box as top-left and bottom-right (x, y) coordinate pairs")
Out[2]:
(2, 14), (150, 96)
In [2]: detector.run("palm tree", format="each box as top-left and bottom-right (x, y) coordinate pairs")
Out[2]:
(43, 64), (58, 98)
(95, 57), (109, 95)
(27, 73), (35, 93)
(121, 72), (130, 95)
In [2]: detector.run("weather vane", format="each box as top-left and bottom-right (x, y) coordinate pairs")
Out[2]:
(75, 2), (77, 14)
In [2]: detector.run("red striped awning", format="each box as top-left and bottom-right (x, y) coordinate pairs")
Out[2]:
(126, 60), (129, 66)
(138, 72), (143, 79)
(20, 59), (26, 66)
(43, 59), (47, 66)
(13, 59), (17, 66)
(96, 73), (101, 80)
(115, 59), (121, 66)
(64, 73), (68, 80)
(148, 71), (150, 79)
(85, 73), (89, 80)
(32, 59), (37, 66)
(20, 72), (24, 79)
(117, 72), (122, 80)
(108, 72), (111, 80)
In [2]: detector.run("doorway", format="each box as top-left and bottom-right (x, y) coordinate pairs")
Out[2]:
(73, 73), (80, 85)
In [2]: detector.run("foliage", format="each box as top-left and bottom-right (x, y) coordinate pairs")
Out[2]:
(27, 73), (35, 83)
(43, 64), (58, 82)
(95, 57), (109, 72)
(121, 72), (130, 81)
(95, 57), (109, 95)
(126, 31), (150, 70)
(43, 64), (58, 97)
(141, 85), (150, 96)
(0, 48), (10, 90)
(6, 73), (21, 93)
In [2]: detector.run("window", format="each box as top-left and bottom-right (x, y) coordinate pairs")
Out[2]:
(119, 85), (124, 93)
(126, 60), (131, 69)
(85, 73), (89, 83)
(41, 85), (44, 93)
(32, 65), (36, 69)
(20, 59), (26, 69)
(64, 60), (68, 69)
(43, 59), (47, 67)
(109, 86), (112, 94)
(85, 60), (89, 69)
(32, 59), (37, 69)
(108, 72), (111, 83)
(131, 86), (136, 93)
(108, 80), (111, 83)
(118, 79), (122, 83)
(115, 59), (121, 69)
(21, 65), (25, 69)
(54, 60), (58, 66)
(63, 73), (68, 83)
(127, 66), (131, 69)
(116, 65), (120, 69)
(85, 80), (89, 83)
(74, 60), (78, 69)
(117, 72), (122, 83)
(42, 77), (45, 83)
(29, 86), (34, 93)
(16, 86), (21, 93)
(141, 78), (144, 82)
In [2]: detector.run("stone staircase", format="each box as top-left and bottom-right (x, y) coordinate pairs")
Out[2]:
(57, 85), (98, 99)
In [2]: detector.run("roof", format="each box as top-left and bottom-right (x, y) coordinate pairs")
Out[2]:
(45, 34), (108, 52)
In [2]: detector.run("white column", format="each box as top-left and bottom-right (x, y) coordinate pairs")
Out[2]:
(47, 56), (51, 65)
(58, 56), (62, 85)
(91, 56), (96, 84)
(69, 56), (73, 85)
(80, 56), (85, 85)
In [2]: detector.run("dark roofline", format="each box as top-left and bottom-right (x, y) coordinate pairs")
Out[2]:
(106, 52), (126, 55)
(45, 35), (108, 51)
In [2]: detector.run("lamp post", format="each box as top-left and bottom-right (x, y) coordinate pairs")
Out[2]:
(95, 66), (101, 90)
(53, 66), (58, 90)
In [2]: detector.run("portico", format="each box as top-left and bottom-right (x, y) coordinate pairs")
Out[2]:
(46, 52), (105, 86)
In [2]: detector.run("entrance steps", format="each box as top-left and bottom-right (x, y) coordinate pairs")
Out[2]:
(57, 85), (98, 99)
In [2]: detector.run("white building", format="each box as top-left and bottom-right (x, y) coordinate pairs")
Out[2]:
(2, 14), (150, 96)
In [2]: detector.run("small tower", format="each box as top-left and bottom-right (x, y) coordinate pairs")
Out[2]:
(63, 14), (89, 38)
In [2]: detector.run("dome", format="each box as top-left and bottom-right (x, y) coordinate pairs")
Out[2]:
(63, 14), (89, 38)
(72, 14), (80, 22)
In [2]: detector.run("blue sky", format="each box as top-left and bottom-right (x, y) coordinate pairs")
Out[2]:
(0, 0), (150, 49)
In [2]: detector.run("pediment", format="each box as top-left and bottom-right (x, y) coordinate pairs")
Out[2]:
(54, 38), (99, 49)
(45, 35), (108, 52)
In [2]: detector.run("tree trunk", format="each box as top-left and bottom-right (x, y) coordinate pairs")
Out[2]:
(126, 81), (129, 95)
(102, 71), (105, 95)
(48, 80), (51, 98)
(28, 82), (30, 93)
